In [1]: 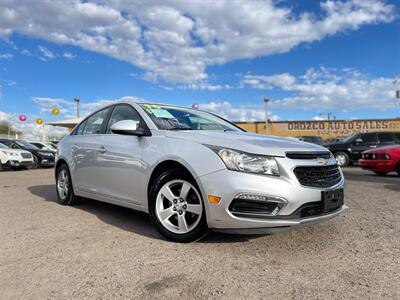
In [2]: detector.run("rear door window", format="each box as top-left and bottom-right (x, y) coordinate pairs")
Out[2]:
(76, 120), (87, 135)
(377, 132), (395, 144)
(360, 133), (378, 145)
(83, 108), (111, 135)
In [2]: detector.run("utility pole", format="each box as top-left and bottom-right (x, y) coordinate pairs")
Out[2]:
(74, 98), (80, 119)
(264, 97), (270, 134)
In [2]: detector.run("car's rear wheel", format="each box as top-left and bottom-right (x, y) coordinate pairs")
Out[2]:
(149, 169), (208, 242)
(334, 152), (350, 167)
(56, 164), (78, 205)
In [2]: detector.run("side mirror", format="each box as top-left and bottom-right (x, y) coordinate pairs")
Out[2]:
(111, 120), (150, 136)
(355, 138), (363, 144)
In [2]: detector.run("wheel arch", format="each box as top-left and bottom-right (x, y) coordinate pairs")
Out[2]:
(147, 160), (196, 203)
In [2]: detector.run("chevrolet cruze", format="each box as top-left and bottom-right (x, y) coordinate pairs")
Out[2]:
(56, 101), (346, 242)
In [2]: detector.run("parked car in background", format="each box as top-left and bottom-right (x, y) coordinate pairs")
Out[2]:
(296, 136), (324, 145)
(0, 142), (34, 170)
(359, 145), (400, 176)
(29, 141), (57, 153)
(56, 101), (346, 242)
(327, 132), (400, 167)
(0, 139), (55, 168)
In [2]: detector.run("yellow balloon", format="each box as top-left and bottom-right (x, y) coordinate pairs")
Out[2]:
(36, 118), (43, 125)
(52, 108), (60, 115)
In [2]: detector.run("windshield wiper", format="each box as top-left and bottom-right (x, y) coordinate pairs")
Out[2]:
(168, 127), (193, 131)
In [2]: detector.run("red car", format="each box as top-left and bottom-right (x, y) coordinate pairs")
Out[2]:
(359, 145), (400, 176)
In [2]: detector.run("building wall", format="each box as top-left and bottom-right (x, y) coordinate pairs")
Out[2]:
(235, 119), (400, 140)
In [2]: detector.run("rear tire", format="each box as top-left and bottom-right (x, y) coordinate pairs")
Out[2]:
(334, 152), (350, 167)
(149, 168), (208, 243)
(56, 164), (78, 205)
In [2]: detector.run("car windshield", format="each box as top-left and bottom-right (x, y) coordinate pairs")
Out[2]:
(139, 104), (242, 131)
(15, 140), (39, 150)
(0, 143), (9, 149)
(341, 133), (358, 143)
(44, 143), (57, 150)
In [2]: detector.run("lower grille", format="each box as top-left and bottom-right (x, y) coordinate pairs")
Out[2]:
(21, 153), (32, 159)
(293, 165), (342, 188)
(229, 199), (280, 218)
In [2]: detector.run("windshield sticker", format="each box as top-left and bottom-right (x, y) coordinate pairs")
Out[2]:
(150, 108), (175, 119)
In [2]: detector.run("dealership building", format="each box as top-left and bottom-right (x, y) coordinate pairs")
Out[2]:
(236, 118), (400, 140)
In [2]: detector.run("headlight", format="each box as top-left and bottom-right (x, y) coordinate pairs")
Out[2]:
(380, 153), (391, 160)
(39, 151), (51, 157)
(211, 147), (280, 176)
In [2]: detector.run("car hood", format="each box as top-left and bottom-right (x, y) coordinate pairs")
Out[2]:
(364, 145), (400, 154)
(165, 131), (328, 156)
(0, 148), (31, 155)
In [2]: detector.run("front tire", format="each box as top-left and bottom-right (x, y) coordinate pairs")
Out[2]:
(396, 162), (400, 177)
(334, 152), (350, 167)
(56, 164), (78, 205)
(149, 169), (208, 243)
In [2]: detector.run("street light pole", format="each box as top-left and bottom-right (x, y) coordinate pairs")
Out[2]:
(264, 97), (270, 135)
(74, 98), (80, 119)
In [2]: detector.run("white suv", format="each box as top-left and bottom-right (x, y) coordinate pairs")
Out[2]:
(0, 142), (34, 170)
(56, 101), (346, 242)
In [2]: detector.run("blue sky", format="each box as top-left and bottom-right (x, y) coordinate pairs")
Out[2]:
(0, 0), (399, 137)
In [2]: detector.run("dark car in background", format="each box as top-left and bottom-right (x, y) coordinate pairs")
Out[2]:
(327, 132), (400, 167)
(0, 139), (55, 168)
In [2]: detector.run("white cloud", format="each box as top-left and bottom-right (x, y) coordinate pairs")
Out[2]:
(21, 49), (31, 56)
(38, 46), (55, 61)
(241, 67), (398, 111)
(0, 53), (13, 60)
(178, 82), (233, 91)
(199, 101), (279, 122)
(62, 51), (76, 59)
(0, 0), (395, 83)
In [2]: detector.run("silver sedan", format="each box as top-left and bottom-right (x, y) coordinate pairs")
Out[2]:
(56, 101), (346, 242)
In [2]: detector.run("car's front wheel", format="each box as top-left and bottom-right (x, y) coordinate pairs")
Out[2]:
(56, 164), (78, 205)
(334, 152), (350, 167)
(149, 169), (208, 242)
(396, 162), (400, 177)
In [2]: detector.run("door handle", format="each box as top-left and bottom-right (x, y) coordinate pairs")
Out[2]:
(97, 146), (107, 154)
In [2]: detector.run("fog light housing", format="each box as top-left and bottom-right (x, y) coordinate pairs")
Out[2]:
(229, 193), (287, 218)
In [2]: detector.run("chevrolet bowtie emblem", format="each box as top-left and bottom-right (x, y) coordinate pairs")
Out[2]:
(316, 158), (328, 165)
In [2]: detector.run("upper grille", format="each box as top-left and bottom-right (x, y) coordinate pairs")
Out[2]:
(286, 152), (331, 159)
(21, 153), (32, 159)
(293, 165), (342, 188)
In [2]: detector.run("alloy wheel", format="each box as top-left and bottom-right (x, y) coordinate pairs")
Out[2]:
(335, 154), (347, 167)
(155, 179), (203, 234)
(57, 169), (69, 200)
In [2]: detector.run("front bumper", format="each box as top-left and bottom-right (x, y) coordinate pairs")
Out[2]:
(359, 159), (395, 173)
(39, 158), (55, 167)
(4, 160), (34, 169)
(197, 162), (345, 231)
